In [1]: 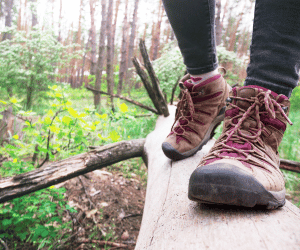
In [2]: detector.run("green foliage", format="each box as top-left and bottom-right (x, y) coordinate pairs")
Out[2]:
(153, 43), (186, 102)
(216, 46), (245, 85)
(0, 29), (79, 109)
(289, 86), (300, 111)
(152, 44), (246, 102)
(0, 187), (76, 249)
(0, 85), (156, 178)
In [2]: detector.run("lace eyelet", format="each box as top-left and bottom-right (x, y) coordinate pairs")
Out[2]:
(282, 106), (288, 113)
(226, 97), (232, 106)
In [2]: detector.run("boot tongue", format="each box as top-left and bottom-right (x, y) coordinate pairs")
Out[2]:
(235, 87), (257, 110)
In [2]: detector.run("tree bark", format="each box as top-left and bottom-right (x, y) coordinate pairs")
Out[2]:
(89, 0), (97, 75)
(280, 159), (300, 173)
(138, 40), (169, 117)
(111, 0), (120, 66)
(135, 106), (300, 250)
(132, 57), (163, 115)
(86, 86), (159, 114)
(117, 0), (129, 95)
(57, 0), (62, 41)
(80, 31), (92, 87)
(0, 139), (145, 203)
(215, 0), (222, 46)
(30, 0), (38, 27)
(2, 0), (14, 41)
(125, 0), (140, 85)
(94, 0), (107, 109)
(106, 0), (115, 111)
(151, 0), (163, 61)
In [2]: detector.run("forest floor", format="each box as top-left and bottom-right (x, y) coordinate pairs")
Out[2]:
(4, 163), (299, 250)
(6, 166), (146, 250)
(52, 167), (147, 250)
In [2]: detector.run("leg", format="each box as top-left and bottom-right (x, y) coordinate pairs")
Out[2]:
(189, 0), (300, 209)
(245, 0), (300, 97)
(162, 0), (230, 160)
(162, 0), (218, 75)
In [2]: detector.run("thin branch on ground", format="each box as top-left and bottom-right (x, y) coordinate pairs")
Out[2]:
(78, 176), (96, 209)
(86, 86), (159, 115)
(0, 238), (9, 250)
(76, 239), (129, 248)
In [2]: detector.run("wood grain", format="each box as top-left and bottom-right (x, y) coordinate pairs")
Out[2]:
(136, 106), (300, 250)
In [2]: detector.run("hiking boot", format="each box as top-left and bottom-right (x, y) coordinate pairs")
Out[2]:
(188, 85), (292, 209)
(162, 73), (230, 161)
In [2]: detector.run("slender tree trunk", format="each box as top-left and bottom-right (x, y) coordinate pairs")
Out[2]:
(125, 0), (140, 84)
(58, 0), (62, 41)
(117, 0), (129, 95)
(17, 0), (21, 30)
(94, 0), (107, 109)
(89, 0), (97, 75)
(30, 0), (38, 27)
(215, 0), (222, 46)
(111, 0), (120, 66)
(152, 0), (163, 60)
(3, 0), (14, 96)
(106, 0), (115, 111)
(2, 0), (14, 41)
(81, 32), (92, 86)
(228, 4), (245, 52)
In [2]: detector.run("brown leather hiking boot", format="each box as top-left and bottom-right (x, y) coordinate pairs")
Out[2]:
(162, 73), (230, 161)
(188, 85), (293, 209)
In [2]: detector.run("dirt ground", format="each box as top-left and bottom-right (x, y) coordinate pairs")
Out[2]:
(52, 168), (147, 250)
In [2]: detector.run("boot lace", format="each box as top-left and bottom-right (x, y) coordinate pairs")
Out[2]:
(171, 83), (196, 135)
(203, 89), (292, 164)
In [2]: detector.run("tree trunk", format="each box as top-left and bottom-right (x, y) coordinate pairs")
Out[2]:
(152, 0), (163, 60)
(106, 0), (115, 111)
(30, 0), (38, 27)
(89, 0), (97, 75)
(94, 0), (107, 109)
(111, 0), (120, 66)
(135, 106), (300, 250)
(215, 0), (222, 46)
(0, 139), (146, 203)
(125, 0), (139, 85)
(2, 0), (14, 41)
(117, 0), (129, 95)
(57, 0), (62, 41)
(228, 3), (245, 52)
(80, 32), (92, 86)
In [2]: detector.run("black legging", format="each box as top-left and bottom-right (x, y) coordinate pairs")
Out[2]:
(162, 0), (300, 97)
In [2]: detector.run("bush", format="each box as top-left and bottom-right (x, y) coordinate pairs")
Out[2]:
(0, 29), (79, 109)
(0, 187), (76, 249)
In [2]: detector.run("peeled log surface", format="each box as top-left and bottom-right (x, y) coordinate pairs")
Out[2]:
(136, 106), (300, 250)
(0, 139), (145, 203)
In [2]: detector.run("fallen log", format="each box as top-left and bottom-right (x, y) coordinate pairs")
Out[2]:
(280, 158), (300, 173)
(136, 106), (300, 250)
(0, 139), (145, 203)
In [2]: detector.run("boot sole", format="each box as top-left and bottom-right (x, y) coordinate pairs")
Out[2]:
(162, 106), (226, 161)
(188, 163), (285, 209)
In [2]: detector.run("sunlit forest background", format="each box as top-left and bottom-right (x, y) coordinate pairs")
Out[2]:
(0, 0), (299, 249)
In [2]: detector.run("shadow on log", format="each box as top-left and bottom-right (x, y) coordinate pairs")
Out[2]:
(135, 106), (300, 250)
